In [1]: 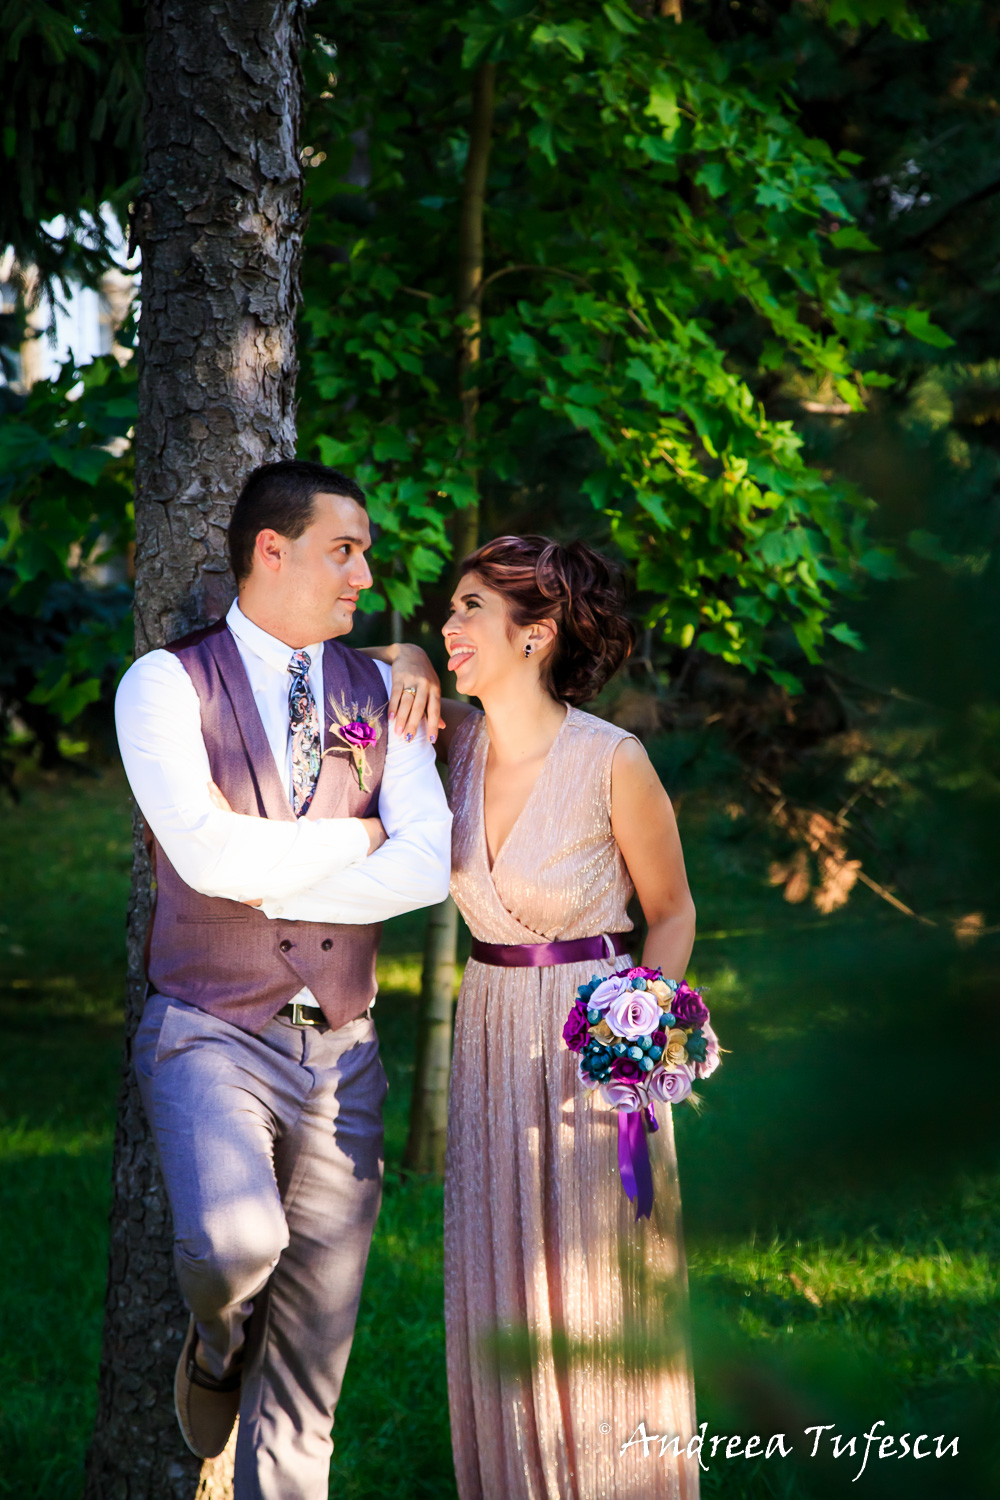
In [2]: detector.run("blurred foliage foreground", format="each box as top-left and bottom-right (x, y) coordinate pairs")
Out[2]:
(0, 767), (997, 1500)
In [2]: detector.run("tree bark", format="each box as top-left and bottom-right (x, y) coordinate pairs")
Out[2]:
(452, 60), (496, 568)
(403, 895), (458, 1175)
(84, 3), (304, 1495)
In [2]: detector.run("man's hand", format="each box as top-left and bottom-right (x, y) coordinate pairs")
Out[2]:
(361, 816), (388, 854)
(387, 643), (444, 743)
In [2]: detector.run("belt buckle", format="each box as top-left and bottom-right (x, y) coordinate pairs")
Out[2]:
(290, 1002), (323, 1027)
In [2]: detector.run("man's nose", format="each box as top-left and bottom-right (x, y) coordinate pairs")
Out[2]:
(350, 553), (374, 590)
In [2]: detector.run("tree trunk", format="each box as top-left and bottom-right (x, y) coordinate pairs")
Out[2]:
(402, 895), (458, 1175)
(84, 3), (304, 1495)
(404, 62), (495, 1177)
(452, 60), (496, 567)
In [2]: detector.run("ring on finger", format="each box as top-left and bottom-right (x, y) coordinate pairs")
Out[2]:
(403, 685), (418, 695)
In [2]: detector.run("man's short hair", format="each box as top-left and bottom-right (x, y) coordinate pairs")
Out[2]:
(228, 460), (366, 584)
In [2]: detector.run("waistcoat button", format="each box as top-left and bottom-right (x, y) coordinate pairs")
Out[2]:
(321, 938), (333, 951)
(279, 939), (292, 953)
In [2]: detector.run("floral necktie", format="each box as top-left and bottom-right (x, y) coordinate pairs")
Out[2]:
(287, 649), (321, 817)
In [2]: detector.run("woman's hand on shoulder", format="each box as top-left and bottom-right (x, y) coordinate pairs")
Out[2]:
(359, 642), (444, 742)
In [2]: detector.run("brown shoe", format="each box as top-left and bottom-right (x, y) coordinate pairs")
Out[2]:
(174, 1316), (242, 1459)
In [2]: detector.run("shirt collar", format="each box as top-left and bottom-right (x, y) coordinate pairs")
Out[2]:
(226, 599), (323, 677)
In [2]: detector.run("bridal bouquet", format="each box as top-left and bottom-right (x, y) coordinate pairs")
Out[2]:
(561, 966), (721, 1219)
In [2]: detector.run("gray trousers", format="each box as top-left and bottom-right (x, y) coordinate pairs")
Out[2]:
(134, 992), (386, 1500)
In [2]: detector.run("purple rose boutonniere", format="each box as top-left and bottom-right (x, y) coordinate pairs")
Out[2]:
(326, 695), (384, 792)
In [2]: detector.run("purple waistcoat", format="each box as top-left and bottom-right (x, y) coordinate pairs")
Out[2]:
(145, 617), (387, 1034)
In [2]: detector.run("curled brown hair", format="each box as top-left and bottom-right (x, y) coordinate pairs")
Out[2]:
(460, 535), (635, 706)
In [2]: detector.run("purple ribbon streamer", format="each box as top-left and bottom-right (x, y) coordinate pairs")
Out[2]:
(617, 1110), (654, 1221)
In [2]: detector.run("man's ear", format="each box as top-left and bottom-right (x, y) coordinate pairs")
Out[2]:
(253, 528), (284, 573)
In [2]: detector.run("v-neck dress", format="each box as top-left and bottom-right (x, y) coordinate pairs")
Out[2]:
(444, 707), (699, 1500)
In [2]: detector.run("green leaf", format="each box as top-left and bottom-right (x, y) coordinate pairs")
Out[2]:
(858, 546), (904, 580)
(646, 78), (679, 136)
(815, 183), (849, 216)
(830, 226), (878, 252)
(829, 621), (864, 650)
(602, 3), (639, 35)
(49, 445), (113, 485)
(903, 307), (955, 349)
(531, 21), (588, 60)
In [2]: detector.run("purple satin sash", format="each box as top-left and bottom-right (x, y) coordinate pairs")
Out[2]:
(469, 931), (632, 968)
(617, 1107), (657, 1221)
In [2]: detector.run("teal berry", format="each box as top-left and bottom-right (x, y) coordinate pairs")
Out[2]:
(686, 1030), (709, 1062)
(628, 1045), (644, 1061)
(613, 1043), (626, 1056)
(638, 1035), (652, 1051)
(587, 1008), (601, 1024)
(648, 1045), (663, 1061)
(639, 1056), (654, 1073)
(660, 1012), (675, 1028)
(630, 976), (647, 990)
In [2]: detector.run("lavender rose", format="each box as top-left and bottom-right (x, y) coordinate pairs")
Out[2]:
(588, 974), (631, 1013)
(562, 1001), (591, 1054)
(606, 989), (662, 1041)
(611, 1055), (641, 1081)
(341, 719), (378, 748)
(600, 1078), (647, 1113)
(648, 1064), (693, 1105)
(671, 982), (710, 1029)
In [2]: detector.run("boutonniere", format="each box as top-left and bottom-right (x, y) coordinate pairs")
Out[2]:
(326, 695), (385, 792)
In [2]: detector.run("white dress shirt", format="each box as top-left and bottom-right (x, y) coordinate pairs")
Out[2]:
(115, 600), (452, 1005)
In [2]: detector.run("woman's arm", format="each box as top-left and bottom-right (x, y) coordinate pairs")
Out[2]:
(357, 643), (478, 761)
(610, 737), (696, 980)
(358, 642), (444, 742)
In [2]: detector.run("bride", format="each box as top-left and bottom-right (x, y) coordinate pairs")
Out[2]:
(414, 534), (700, 1500)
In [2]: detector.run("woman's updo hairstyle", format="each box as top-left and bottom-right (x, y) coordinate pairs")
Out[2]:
(460, 535), (635, 706)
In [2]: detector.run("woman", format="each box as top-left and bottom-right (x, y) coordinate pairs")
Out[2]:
(431, 535), (700, 1500)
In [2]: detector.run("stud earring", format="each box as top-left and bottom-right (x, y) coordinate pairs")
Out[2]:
(524, 643), (533, 657)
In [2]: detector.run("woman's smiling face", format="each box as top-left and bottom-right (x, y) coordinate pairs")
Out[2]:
(442, 573), (525, 697)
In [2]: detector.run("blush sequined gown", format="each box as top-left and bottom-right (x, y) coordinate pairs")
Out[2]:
(444, 707), (700, 1500)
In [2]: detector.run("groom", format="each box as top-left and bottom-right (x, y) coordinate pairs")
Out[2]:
(115, 460), (451, 1498)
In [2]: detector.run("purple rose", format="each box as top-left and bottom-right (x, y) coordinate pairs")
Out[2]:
(341, 719), (378, 749)
(648, 1064), (693, 1105)
(671, 982), (710, 1029)
(600, 1078), (647, 1113)
(562, 1001), (591, 1054)
(651, 1028), (668, 1048)
(611, 1056), (641, 1081)
(588, 974), (631, 1014)
(692, 1020), (721, 1080)
(606, 989), (662, 1041)
(625, 966), (660, 980)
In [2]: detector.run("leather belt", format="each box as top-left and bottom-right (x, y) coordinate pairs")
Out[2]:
(469, 931), (632, 968)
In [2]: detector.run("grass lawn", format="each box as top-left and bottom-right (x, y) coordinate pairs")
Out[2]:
(0, 767), (997, 1498)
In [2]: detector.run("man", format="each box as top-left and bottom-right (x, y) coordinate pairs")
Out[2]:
(115, 460), (450, 1499)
